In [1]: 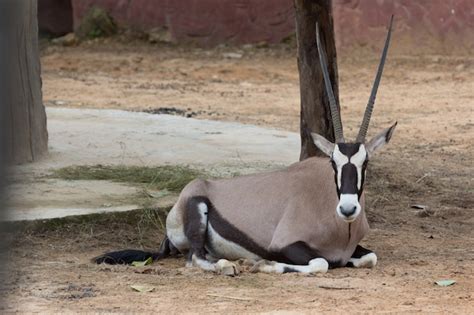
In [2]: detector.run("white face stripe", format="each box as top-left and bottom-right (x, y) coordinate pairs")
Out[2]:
(350, 144), (367, 189)
(332, 146), (348, 188)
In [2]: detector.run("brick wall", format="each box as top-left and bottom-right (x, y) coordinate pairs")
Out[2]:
(42, 0), (474, 52)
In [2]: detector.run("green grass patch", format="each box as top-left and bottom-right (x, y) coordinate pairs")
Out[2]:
(76, 6), (117, 39)
(51, 165), (205, 192)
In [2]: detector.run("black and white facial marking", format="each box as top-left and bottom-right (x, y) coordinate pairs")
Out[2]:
(331, 143), (368, 222)
(311, 123), (397, 223)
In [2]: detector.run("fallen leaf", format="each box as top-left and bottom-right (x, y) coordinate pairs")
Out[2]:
(130, 285), (155, 293)
(435, 279), (456, 287)
(131, 257), (153, 267)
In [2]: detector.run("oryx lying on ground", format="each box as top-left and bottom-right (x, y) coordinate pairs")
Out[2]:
(94, 17), (396, 275)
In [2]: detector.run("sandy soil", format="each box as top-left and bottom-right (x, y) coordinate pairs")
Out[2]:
(2, 38), (473, 313)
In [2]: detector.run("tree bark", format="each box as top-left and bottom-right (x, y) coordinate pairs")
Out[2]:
(295, 0), (340, 160)
(0, 0), (48, 164)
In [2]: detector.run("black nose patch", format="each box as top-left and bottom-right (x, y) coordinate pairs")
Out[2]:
(339, 205), (357, 217)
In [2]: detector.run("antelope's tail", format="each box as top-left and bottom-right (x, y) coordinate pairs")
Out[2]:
(92, 236), (174, 265)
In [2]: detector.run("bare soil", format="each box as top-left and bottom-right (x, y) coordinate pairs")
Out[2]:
(2, 38), (473, 313)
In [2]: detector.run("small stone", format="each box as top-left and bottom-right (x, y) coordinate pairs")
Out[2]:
(216, 260), (239, 276)
(455, 64), (466, 71)
(415, 209), (433, 217)
(220, 265), (238, 276)
(255, 41), (269, 48)
(148, 27), (173, 44)
(51, 33), (78, 47)
(222, 52), (243, 59)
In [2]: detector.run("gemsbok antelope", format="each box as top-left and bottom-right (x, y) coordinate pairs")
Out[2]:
(94, 17), (397, 275)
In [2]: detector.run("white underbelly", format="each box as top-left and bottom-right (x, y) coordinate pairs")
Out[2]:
(206, 223), (261, 261)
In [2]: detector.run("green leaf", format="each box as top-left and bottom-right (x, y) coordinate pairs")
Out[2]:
(130, 284), (155, 293)
(435, 279), (456, 287)
(131, 256), (153, 267)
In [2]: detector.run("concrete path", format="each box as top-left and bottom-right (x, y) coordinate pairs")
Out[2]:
(6, 108), (300, 221)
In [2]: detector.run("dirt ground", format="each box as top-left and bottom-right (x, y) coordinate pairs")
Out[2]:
(2, 37), (473, 313)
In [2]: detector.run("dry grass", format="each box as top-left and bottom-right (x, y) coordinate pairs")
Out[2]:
(2, 208), (170, 253)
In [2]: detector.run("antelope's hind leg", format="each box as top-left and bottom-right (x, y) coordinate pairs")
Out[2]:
(184, 197), (239, 276)
(347, 245), (377, 268)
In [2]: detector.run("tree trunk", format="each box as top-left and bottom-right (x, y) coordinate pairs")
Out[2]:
(295, 0), (339, 160)
(0, 0), (48, 164)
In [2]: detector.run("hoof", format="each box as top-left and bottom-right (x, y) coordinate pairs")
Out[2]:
(215, 259), (240, 276)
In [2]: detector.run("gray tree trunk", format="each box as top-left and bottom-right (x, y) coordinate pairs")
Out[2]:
(295, 0), (340, 160)
(0, 0), (48, 164)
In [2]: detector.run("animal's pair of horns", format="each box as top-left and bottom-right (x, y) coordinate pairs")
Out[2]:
(316, 15), (394, 143)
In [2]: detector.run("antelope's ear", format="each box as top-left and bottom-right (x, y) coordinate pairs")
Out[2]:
(366, 122), (397, 156)
(311, 133), (335, 157)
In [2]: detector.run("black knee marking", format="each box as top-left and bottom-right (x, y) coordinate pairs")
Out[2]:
(283, 267), (298, 273)
(206, 201), (268, 259)
(184, 196), (210, 259)
(270, 241), (342, 267)
(275, 241), (320, 265)
(346, 245), (373, 267)
(351, 245), (373, 258)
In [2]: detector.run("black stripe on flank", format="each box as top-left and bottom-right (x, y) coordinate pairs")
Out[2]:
(202, 197), (269, 259)
(192, 197), (346, 268)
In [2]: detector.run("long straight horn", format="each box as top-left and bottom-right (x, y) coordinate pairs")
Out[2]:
(356, 15), (394, 143)
(316, 23), (344, 143)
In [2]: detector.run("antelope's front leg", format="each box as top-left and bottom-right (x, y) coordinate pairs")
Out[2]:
(347, 245), (377, 268)
(251, 258), (328, 274)
(251, 241), (329, 274)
